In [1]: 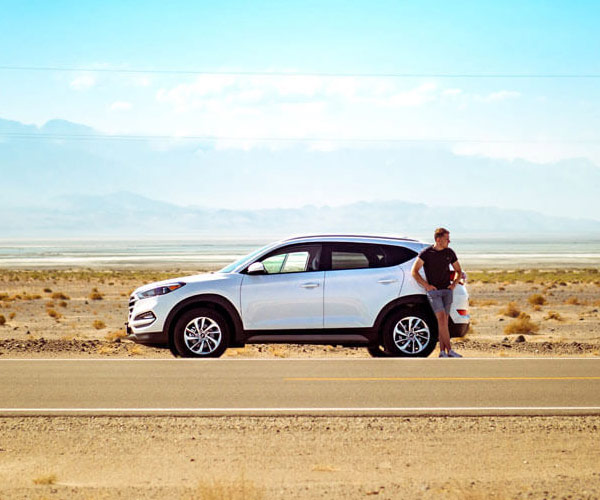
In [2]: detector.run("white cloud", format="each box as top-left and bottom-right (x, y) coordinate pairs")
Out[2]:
(69, 74), (96, 91)
(442, 88), (462, 96)
(477, 90), (521, 102)
(387, 82), (437, 107)
(135, 76), (151, 87)
(110, 101), (133, 111)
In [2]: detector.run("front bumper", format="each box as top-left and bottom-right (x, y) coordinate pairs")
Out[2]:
(126, 327), (169, 346)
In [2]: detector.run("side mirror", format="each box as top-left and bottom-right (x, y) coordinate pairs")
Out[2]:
(247, 262), (266, 275)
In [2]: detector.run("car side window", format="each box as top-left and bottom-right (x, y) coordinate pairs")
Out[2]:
(329, 244), (386, 271)
(383, 245), (418, 266)
(259, 246), (319, 274)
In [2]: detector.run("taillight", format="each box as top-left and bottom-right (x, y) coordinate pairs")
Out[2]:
(449, 270), (466, 285)
(457, 309), (469, 316)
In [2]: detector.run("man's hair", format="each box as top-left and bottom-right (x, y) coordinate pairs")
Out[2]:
(434, 227), (449, 241)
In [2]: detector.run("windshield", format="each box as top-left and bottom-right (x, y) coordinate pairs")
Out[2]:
(218, 244), (272, 273)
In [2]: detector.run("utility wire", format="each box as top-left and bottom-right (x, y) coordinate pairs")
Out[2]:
(0, 65), (599, 78)
(1, 132), (598, 144)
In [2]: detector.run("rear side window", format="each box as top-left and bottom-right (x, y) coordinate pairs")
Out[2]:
(328, 243), (386, 270)
(383, 245), (418, 266)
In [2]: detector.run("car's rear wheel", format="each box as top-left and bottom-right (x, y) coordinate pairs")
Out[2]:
(382, 308), (438, 358)
(173, 308), (229, 358)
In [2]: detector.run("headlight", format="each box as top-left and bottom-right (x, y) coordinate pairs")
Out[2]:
(137, 282), (185, 299)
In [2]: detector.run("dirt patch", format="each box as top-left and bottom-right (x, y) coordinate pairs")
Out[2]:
(0, 416), (598, 499)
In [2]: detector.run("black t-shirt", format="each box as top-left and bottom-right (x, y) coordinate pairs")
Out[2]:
(417, 245), (458, 289)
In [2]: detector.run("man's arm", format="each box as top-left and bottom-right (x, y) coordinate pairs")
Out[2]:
(448, 260), (462, 290)
(411, 258), (436, 291)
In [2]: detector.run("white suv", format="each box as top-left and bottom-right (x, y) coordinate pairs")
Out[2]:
(126, 235), (470, 358)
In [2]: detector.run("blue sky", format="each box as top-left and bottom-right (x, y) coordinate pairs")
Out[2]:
(2, 0), (599, 74)
(1, 1), (599, 187)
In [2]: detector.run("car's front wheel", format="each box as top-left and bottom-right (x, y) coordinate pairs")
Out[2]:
(382, 308), (438, 358)
(173, 308), (229, 358)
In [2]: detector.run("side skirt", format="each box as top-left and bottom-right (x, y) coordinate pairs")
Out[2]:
(244, 328), (377, 346)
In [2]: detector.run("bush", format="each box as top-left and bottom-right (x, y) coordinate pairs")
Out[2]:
(504, 312), (539, 335)
(47, 309), (61, 319)
(51, 292), (70, 300)
(565, 296), (581, 305)
(93, 320), (106, 330)
(499, 302), (521, 318)
(528, 293), (546, 306)
(0, 314), (5, 326)
(544, 311), (563, 321)
(89, 288), (104, 300)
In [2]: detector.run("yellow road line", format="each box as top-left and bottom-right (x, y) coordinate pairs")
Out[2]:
(284, 376), (600, 382)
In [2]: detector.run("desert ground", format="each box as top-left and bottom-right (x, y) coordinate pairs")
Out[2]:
(0, 267), (599, 499)
(0, 268), (598, 358)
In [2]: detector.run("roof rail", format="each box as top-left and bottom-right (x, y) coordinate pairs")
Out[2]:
(282, 234), (419, 242)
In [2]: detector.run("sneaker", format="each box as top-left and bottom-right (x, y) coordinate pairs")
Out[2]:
(447, 349), (463, 358)
(439, 351), (448, 358)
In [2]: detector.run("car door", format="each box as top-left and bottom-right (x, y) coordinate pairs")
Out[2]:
(240, 244), (324, 330)
(323, 243), (404, 328)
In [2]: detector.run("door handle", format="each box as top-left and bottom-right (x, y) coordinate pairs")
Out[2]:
(377, 279), (398, 284)
(301, 282), (320, 288)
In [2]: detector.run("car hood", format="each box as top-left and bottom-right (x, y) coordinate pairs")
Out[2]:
(133, 272), (232, 296)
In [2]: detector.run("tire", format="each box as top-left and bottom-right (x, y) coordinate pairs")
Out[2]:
(366, 345), (393, 358)
(382, 308), (438, 358)
(173, 308), (230, 358)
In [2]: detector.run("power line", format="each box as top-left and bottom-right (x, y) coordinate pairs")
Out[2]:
(0, 65), (599, 78)
(1, 132), (598, 144)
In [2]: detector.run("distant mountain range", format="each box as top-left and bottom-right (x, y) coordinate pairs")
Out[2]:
(1, 116), (599, 237)
(2, 192), (598, 237)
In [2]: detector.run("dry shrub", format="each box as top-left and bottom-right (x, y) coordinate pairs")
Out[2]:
(0, 314), (5, 326)
(470, 299), (497, 307)
(97, 345), (113, 355)
(32, 474), (57, 485)
(528, 293), (546, 306)
(267, 346), (288, 358)
(544, 311), (564, 321)
(15, 292), (42, 301)
(504, 312), (539, 335)
(89, 288), (104, 300)
(47, 309), (61, 319)
(9, 312), (15, 319)
(499, 302), (520, 318)
(92, 320), (106, 330)
(58, 300), (68, 308)
(127, 344), (143, 355)
(105, 330), (127, 342)
(45, 301), (55, 308)
(51, 292), (69, 300)
(565, 296), (581, 305)
(43, 288), (52, 293)
(193, 477), (264, 500)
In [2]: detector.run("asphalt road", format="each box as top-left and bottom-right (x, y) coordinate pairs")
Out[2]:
(1, 358), (599, 416)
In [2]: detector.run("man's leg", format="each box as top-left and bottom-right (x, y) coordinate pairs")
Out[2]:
(436, 310), (451, 352)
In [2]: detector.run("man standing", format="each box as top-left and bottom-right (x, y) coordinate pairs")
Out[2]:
(411, 227), (463, 358)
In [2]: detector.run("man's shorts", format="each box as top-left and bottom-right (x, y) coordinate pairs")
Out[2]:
(426, 289), (453, 315)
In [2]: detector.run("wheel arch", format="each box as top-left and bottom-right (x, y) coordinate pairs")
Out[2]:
(164, 294), (244, 356)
